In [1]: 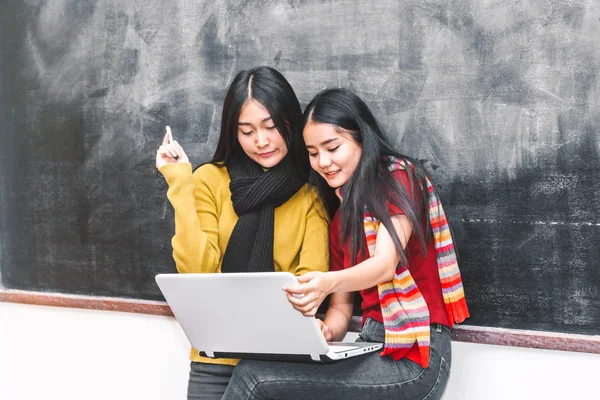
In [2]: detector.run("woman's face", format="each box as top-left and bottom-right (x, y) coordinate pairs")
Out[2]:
(303, 122), (362, 188)
(237, 99), (288, 169)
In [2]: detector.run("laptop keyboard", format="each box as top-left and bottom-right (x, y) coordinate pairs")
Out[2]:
(328, 345), (359, 353)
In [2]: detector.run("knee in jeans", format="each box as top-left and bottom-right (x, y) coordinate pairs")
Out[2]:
(231, 360), (261, 385)
(228, 360), (268, 398)
(233, 360), (253, 376)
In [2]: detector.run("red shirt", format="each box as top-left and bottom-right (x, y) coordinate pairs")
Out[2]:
(329, 169), (451, 363)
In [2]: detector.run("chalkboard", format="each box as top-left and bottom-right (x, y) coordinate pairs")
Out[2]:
(1, 0), (599, 337)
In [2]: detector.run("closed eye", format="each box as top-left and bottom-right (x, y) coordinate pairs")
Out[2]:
(328, 145), (340, 152)
(240, 130), (253, 135)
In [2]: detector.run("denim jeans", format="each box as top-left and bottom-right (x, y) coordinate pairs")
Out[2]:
(222, 319), (452, 400)
(187, 361), (235, 400)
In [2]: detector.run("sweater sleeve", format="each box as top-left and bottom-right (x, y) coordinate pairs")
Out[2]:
(159, 163), (221, 273)
(292, 188), (330, 276)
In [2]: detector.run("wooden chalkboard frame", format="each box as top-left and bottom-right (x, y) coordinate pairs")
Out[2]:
(1, 289), (598, 355)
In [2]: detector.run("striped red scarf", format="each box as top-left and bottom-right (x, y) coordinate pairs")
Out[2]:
(339, 157), (469, 368)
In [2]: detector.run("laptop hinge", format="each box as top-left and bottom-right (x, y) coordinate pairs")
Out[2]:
(310, 354), (321, 362)
(204, 351), (215, 358)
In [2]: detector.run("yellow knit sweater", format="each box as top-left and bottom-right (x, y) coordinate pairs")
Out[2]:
(160, 162), (329, 365)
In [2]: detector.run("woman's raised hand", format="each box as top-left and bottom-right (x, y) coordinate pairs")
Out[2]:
(156, 130), (189, 169)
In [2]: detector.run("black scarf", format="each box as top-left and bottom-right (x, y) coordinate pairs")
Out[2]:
(220, 151), (305, 273)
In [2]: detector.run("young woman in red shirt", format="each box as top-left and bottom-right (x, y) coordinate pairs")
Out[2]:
(223, 88), (469, 400)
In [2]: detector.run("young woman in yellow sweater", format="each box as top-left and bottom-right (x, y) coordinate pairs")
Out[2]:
(155, 66), (329, 399)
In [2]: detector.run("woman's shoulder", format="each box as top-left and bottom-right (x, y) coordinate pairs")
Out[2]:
(292, 183), (321, 204)
(191, 163), (231, 199)
(285, 183), (327, 214)
(192, 162), (230, 184)
(389, 167), (411, 187)
(388, 167), (424, 201)
(295, 182), (318, 197)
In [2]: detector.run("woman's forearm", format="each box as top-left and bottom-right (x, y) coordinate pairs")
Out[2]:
(323, 292), (355, 341)
(329, 255), (396, 294)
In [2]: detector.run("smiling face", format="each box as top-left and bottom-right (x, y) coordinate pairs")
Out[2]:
(303, 122), (362, 188)
(237, 99), (288, 168)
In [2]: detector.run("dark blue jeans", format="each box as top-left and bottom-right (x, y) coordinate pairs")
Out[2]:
(187, 361), (234, 400)
(222, 319), (452, 400)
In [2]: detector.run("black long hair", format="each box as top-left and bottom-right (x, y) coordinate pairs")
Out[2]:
(210, 66), (308, 180)
(303, 88), (433, 265)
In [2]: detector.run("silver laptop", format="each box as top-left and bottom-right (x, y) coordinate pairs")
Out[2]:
(155, 272), (383, 363)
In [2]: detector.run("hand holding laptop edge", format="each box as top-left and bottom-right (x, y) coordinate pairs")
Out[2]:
(283, 271), (332, 317)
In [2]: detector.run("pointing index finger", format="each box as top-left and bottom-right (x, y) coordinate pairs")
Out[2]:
(166, 126), (173, 144)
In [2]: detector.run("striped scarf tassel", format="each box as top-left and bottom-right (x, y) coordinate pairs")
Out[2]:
(426, 180), (470, 324)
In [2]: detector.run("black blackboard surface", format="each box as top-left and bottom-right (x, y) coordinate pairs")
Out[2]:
(1, 0), (599, 337)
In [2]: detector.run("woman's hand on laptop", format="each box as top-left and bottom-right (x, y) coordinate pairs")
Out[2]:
(316, 319), (333, 341)
(283, 271), (334, 317)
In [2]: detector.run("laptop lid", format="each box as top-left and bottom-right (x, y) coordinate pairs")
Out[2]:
(155, 272), (330, 358)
